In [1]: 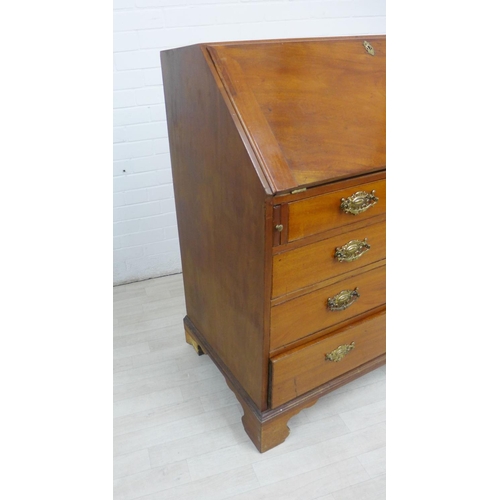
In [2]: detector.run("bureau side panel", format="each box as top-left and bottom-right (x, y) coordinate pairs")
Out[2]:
(161, 45), (269, 410)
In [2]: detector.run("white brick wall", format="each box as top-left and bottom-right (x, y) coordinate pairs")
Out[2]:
(113, 0), (386, 285)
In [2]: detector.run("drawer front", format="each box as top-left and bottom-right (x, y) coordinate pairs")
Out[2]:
(270, 264), (385, 351)
(273, 220), (385, 298)
(288, 179), (386, 242)
(270, 310), (385, 408)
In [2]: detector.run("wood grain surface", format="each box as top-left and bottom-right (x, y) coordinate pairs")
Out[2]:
(273, 219), (386, 298)
(288, 178), (386, 241)
(161, 45), (271, 410)
(270, 264), (385, 350)
(270, 310), (386, 408)
(208, 36), (386, 193)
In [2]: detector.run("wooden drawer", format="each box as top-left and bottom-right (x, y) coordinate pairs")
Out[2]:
(288, 179), (386, 241)
(269, 310), (385, 408)
(273, 220), (385, 298)
(270, 264), (385, 351)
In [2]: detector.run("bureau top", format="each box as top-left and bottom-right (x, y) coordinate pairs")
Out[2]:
(205, 36), (386, 193)
(162, 36), (386, 194)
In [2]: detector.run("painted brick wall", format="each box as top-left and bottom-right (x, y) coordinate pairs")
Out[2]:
(113, 0), (386, 285)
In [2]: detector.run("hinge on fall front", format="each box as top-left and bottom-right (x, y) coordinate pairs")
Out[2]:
(291, 188), (306, 194)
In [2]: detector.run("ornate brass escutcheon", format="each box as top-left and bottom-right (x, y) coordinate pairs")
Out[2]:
(327, 287), (360, 311)
(363, 41), (375, 56)
(325, 342), (356, 362)
(335, 238), (370, 262)
(340, 190), (378, 215)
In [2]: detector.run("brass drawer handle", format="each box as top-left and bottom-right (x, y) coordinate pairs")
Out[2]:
(325, 342), (355, 362)
(340, 190), (378, 215)
(327, 287), (359, 311)
(335, 238), (370, 262)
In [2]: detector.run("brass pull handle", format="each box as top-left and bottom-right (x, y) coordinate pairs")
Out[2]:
(335, 238), (370, 262)
(327, 287), (359, 311)
(340, 190), (378, 215)
(325, 342), (355, 362)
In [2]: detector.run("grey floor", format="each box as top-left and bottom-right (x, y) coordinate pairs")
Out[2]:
(113, 273), (386, 500)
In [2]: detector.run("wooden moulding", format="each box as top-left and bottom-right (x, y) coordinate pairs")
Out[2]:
(184, 315), (386, 453)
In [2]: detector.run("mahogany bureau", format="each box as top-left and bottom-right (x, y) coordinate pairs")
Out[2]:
(160, 36), (386, 452)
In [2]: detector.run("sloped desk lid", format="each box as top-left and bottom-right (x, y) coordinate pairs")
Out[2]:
(206, 36), (386, 194)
